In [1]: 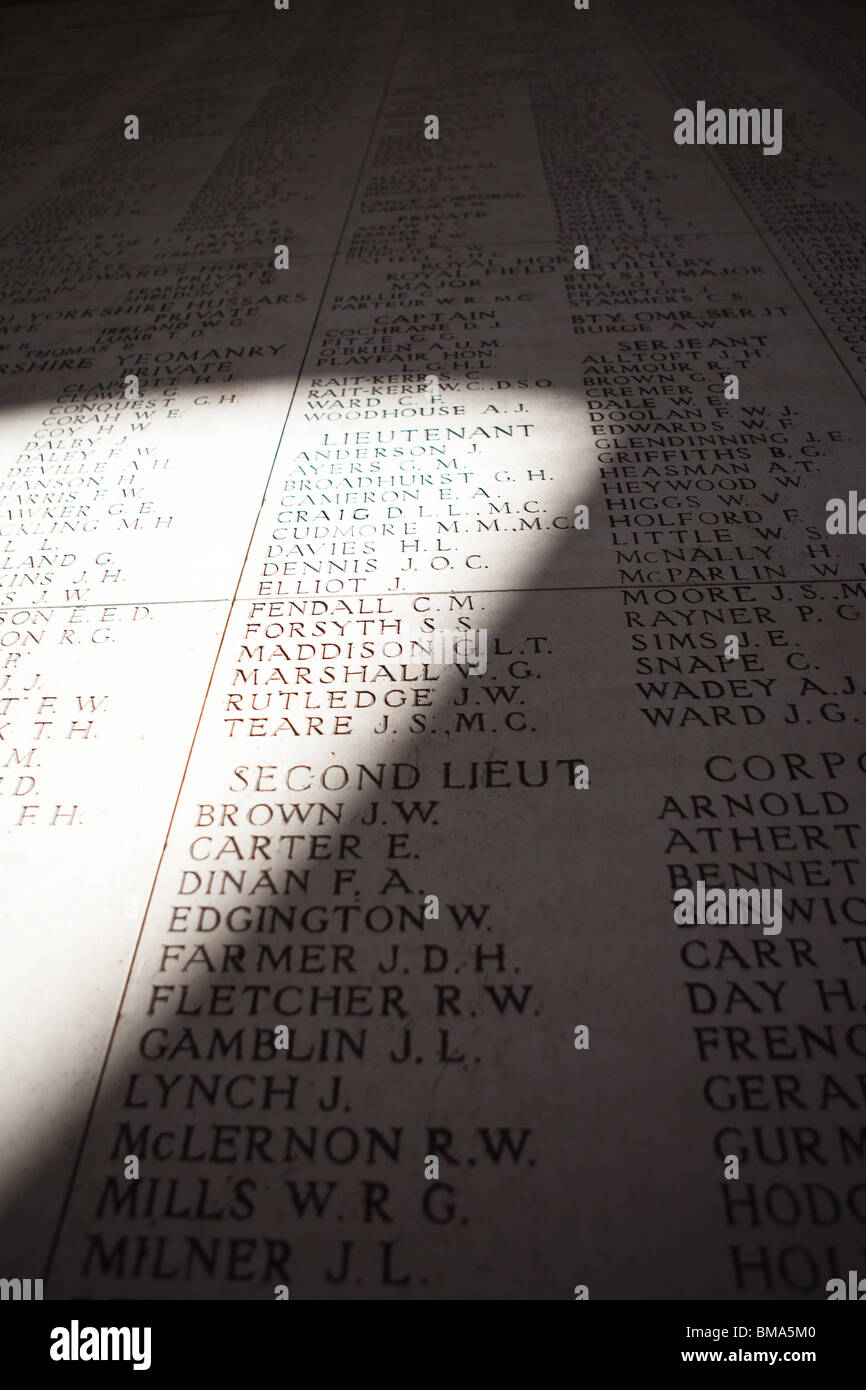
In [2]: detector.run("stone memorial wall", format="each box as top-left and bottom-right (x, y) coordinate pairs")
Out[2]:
(1, 0), (864, 1303)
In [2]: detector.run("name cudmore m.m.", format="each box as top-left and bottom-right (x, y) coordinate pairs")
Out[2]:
(674, 102), (783, 156)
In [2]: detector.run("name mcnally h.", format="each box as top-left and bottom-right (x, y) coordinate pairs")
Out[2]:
(674, 102), (782, 156)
